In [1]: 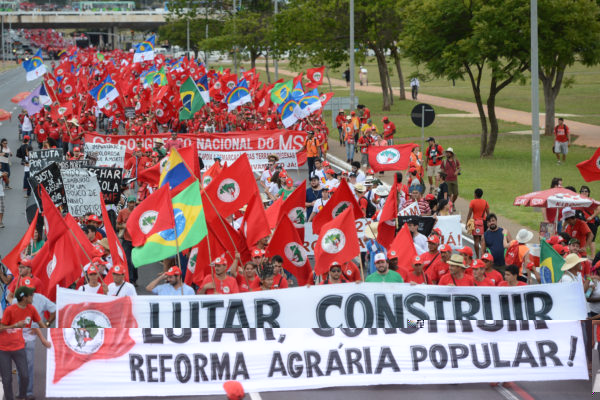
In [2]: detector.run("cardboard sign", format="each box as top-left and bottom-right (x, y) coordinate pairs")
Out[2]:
(84, 166), (123, 205)
(28, 162), (67, 211)
(29, 148), (63, 177)
(84, 142), (126, 168)
(60, 168), (102, 217)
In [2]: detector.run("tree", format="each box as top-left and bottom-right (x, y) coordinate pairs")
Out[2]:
(537, 0), (600, 135)
(400, 0), (530, 156)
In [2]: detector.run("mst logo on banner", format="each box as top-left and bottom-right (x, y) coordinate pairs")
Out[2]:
(56, 280), (587, 328)
(46, 324), (587, 397)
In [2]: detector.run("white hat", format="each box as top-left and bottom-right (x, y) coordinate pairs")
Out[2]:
(561, 253), (586, 271)
(562, 206), (576, 220)
(446, 147), (454, 153)
(354, 183), (366, 193)
(515, 228), (534, 244)
(374, 186), (390, 196)
(374, 253), (387, 263)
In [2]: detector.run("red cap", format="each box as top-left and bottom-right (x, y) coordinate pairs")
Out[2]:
(367, 168), (375, 175)
(526, 261), (536, 271)
(112, 264), (125, 275)
(471, 259), (486, 269)
(439, 244), (452, 253)
(409, 167), (417, 173)
(322, 161), (330, 167)
(481, 253), (494, 262)
(382, 116), (388, 121)
(223, 380), (245, 400)
(387, 250), (398, 260)
(547, 236), (564, 245)
(412, 255), (423, 265)
(212, 256), (227, 265)
(165, 266), (182, 276)
(87, 264), (99, 274)
(19, 256), (33, 267)
(73, 146), (80, 152)
(23, 135), (30, 140)
(21, 277), (36, 289)
(457, 246), (474, 257)
(553, 244), (567, 255)
(427, 235), (440, 244)
(87, 214), (101, 223)
(351, 111), (356, 115)
(285, 177), (293, 186)
(326, 168), (335, 174)
(424, 194), (435, 201)
(432, 227), (443, 236)
(251, 249), (264, 258)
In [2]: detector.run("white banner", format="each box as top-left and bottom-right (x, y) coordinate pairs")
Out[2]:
(200, 148), (299, 172)
(56, 280), (588, 328)
(83, 142), (126, 168)
(434, 215), (462, 249)
(46, 323), (587, 397)
(60, 168), (102, 217)
(304, 218), (368, 255)
(399, 201), (421, 216)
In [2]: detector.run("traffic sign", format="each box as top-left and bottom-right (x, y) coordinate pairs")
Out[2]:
(411, 103), (435, 127)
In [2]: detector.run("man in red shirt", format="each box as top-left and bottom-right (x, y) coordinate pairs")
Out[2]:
(6, 256), (44, 303)
(426, 244), (451, 284)
(406, 255), (429, 284)
(321, 262), (347, 284)
(563, 207), (593, 253)
(421, 235), (444, 274)
(335, 110), (346, 145)
(425, 137), (444, 194)
(382, 117), (396, 145)
(1, 286), (51, 400)
(438, 254), (474, 286)
(481, 253), (504, 285)
(198, 256), (240, 295)
(553, 117), (569, 164)
(472, 259), (495, 286)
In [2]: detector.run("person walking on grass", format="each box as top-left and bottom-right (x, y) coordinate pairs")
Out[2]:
(410, 77), (420, 100)
(553, 117), (569, 165)
(440, 148), (460, 205)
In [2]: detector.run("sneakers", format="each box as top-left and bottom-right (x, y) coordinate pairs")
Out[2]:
(0, 223), (5, 228)
(557, 160), (561, 165)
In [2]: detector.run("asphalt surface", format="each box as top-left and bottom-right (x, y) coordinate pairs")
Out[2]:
(0, 65), (592, 399)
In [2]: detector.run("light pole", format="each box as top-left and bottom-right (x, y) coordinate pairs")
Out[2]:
(531, 0), (540, 192)
(274, 0), (278, 80)
(349, 0), (355, 110)
(186, 18), (190, 56)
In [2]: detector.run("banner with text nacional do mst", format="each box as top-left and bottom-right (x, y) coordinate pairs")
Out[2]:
(56, 281), (587, 328)
(46, 323), (587, 397)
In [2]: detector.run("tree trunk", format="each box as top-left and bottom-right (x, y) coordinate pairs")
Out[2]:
(540, 66), (565, 136)
(387, 67), (394, 106)
(485, 83), (499, 157)
(465, 64), (488, 155)
(373, 47), (391, 111)
(264, 51), (271, 83)
(325, 67), (333, 93)
(250, 49), (259, 70)
(390, 46), (406, 100)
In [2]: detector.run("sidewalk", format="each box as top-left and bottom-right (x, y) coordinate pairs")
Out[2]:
(263, 65), (600, 148)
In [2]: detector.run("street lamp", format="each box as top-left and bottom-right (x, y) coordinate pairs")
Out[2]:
(531, 0), (540, 192)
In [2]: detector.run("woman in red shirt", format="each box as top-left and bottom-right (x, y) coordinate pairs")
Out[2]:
(498, 265), (527, 287)
(236, 261), (258, 292)
(467, 188), (490, 258)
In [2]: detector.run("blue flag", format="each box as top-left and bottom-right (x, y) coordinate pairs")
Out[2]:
(89, 75), (119, 109)
(22, 49), (47, 81)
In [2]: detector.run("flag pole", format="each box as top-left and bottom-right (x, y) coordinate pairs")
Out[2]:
(202, 190), (240, 255)
(358, 256), (365, 282)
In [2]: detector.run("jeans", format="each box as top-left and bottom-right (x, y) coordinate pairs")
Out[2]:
(1, 162), (10, 178)
(16, 340), (35, 397)
(338, 128), (343, 144)
(346, 143), (355, 162)
(307, 157), (316, 179)
(23, 171), (31, 195)
(412, 85), (418, 100)
(0, 348), (28, 400)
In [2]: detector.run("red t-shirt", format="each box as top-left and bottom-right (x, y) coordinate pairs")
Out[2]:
(426, 144), (443, 166)
(565, 219), (591, 249)
(8, 275), (44, 295)
(438, 273), (474, 286)
(342, 262), (361, 282)
(420, 251), (442, 273)
(383, 122), (396, 139)
(250, 273), (289, 290)
(473, 277), (495, 286)
(236, 274), (257, 293)
(484, 269), (504, 286)
(554, 124), (569, 142)
(0, 304), (41, 351)
(498, 281), (527, 287)
(469, 199), (489, 220)
(199, 275), (240, 295)
(357, 136), (370, 154)
(406, 270), (428, 284)
(426, 261), (449, 283)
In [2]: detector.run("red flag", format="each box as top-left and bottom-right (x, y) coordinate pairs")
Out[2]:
(306, 66), (325, 86)
(51, 300), (137, 382)
(278, 180), (307, 239)
(178, 145), (201, 180)
(379, 174), (399, 223)
(203, 153), (258, 219)
(266, 215), (313, 286)
(265, 197), (283, 230)
(201, 161), (222, 188)
(2, 210), (38, 278)
(40, 185), (68, 243)
(314, 207), (360, 276)
(368, 144), (416, 172)
(100, 196), (129, 283)
(126, 185), (175, 247)
(576, 148), (600, 182)
(376, 219), (396, 250)
(389, 224), (417, 271)
(312, 179), (362, 235)
(241, 192), (271, 249)
(319, 92), (334, 108)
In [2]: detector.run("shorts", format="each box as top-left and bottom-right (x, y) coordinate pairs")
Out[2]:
(554, 141), (568, 154)
(427, 164), (441, 178)
(0, 195), (4, 213)
(447, 180), (459, 197)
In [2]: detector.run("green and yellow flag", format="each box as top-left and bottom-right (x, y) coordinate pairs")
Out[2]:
(539, 239), (565, 283)
(179, 77), (205, 120)
(270, 80), (293, 104)
(132, 180), (207, 267)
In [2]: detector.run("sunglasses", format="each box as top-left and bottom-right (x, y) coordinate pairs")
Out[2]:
(580, 190), (589, 193)
(330, 268), (342, 273)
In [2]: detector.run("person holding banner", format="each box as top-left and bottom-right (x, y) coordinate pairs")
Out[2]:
(472, 260), (495, 286)
(438, 254), (474, 286)
(366, 253), (404, 283)
(147, 266), (195, 296)
(406, 255), (429, 284)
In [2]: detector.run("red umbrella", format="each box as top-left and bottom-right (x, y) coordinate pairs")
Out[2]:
(11, 92), (31, 104)
(513, 187), (594, 208)
(0, 109), (11, 121)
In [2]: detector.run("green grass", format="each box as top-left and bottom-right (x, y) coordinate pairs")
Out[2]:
(450, 134), (600, 231)
(270, 59), (600, 127)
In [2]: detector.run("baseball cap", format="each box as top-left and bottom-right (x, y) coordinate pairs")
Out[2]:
(424, 193), (436, 201)
(481, 253), (494, 262)
(285, 177), (293, 186)
(382, 116), (388, 121)
(457, 246), (474, 258)
(87, 264), (99, 274)
(374, 253), (387, 263)
(19, 255), (33, 267)
(112, 264), (125, 275)
(547, 235), (564, 245)
(387, 250), (398, 260)
(427, 235), (440, 244)
(223, 380), (245, 400)
(427, 137), (435, 142)
(15, 286), (35, 302)
(439, 244), (452, 253)
(432, 227), (443, 236)
(322, 161), (330, 167)
(23, 135), (30, 140)
(568, 238), (580, 245)
(87, 214), (101, 223)
(562, 207), (576, 220)
(326, 168), (335, 174)
(251, 249), (265, 258)
(471, 259), (486, 269)
(412, 255), (423, 265)
(73, 146), (80, 152)
(330, 262), (341, 269)
(166, 266), (182, 276)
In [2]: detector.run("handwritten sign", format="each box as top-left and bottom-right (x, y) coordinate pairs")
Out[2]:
(28, 162), (67, 211)
(29, 149), (63, 177)
(84, 142), (126, 168)
(84, 166), (123, 205)
(61, 168), (102, 217)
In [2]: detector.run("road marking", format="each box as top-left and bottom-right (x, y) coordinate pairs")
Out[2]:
(0, 377), (3, 400)
(594, 372), (600, 393)
(249, 392), (263, 400)
(492, 383), (520, 400)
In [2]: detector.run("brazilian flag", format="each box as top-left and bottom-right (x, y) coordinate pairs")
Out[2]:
(132, 180), (207, 267)
(179, 77), (205, 120)
(270, 80), (293, 104)
(145, 66), (167, 87)
(539, 239), (565, 283)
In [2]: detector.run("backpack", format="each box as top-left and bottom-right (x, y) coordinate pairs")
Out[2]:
(362, 195), (377, 219)
(504, 241), (521, 266)
(16, 144), (25, 159)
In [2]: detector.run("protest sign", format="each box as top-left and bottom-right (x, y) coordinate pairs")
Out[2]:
(398, 216), (436, 237)
(434, 215), (462, 249)
(84, 142), (126, 168)
(399, 201), (421, 216)
(60, 168), (102, 217)
(45, 323), (587, 397)
(303, 219), (368, 255)
(85, 130), (307, 172)
(29, 148), (63, 177)
(84, 166), (123, 204)
(56, 280), (587, 328)
(57, 159), (93, 170)
(28, 162), (67, 211)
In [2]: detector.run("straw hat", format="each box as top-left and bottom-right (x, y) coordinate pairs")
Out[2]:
(447, 254), (467, 268)
(354, 183), (366, 193)
(561, 253), (586, 272)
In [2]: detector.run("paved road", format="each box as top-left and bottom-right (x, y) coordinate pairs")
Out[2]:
(0, 66), (591, 399)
